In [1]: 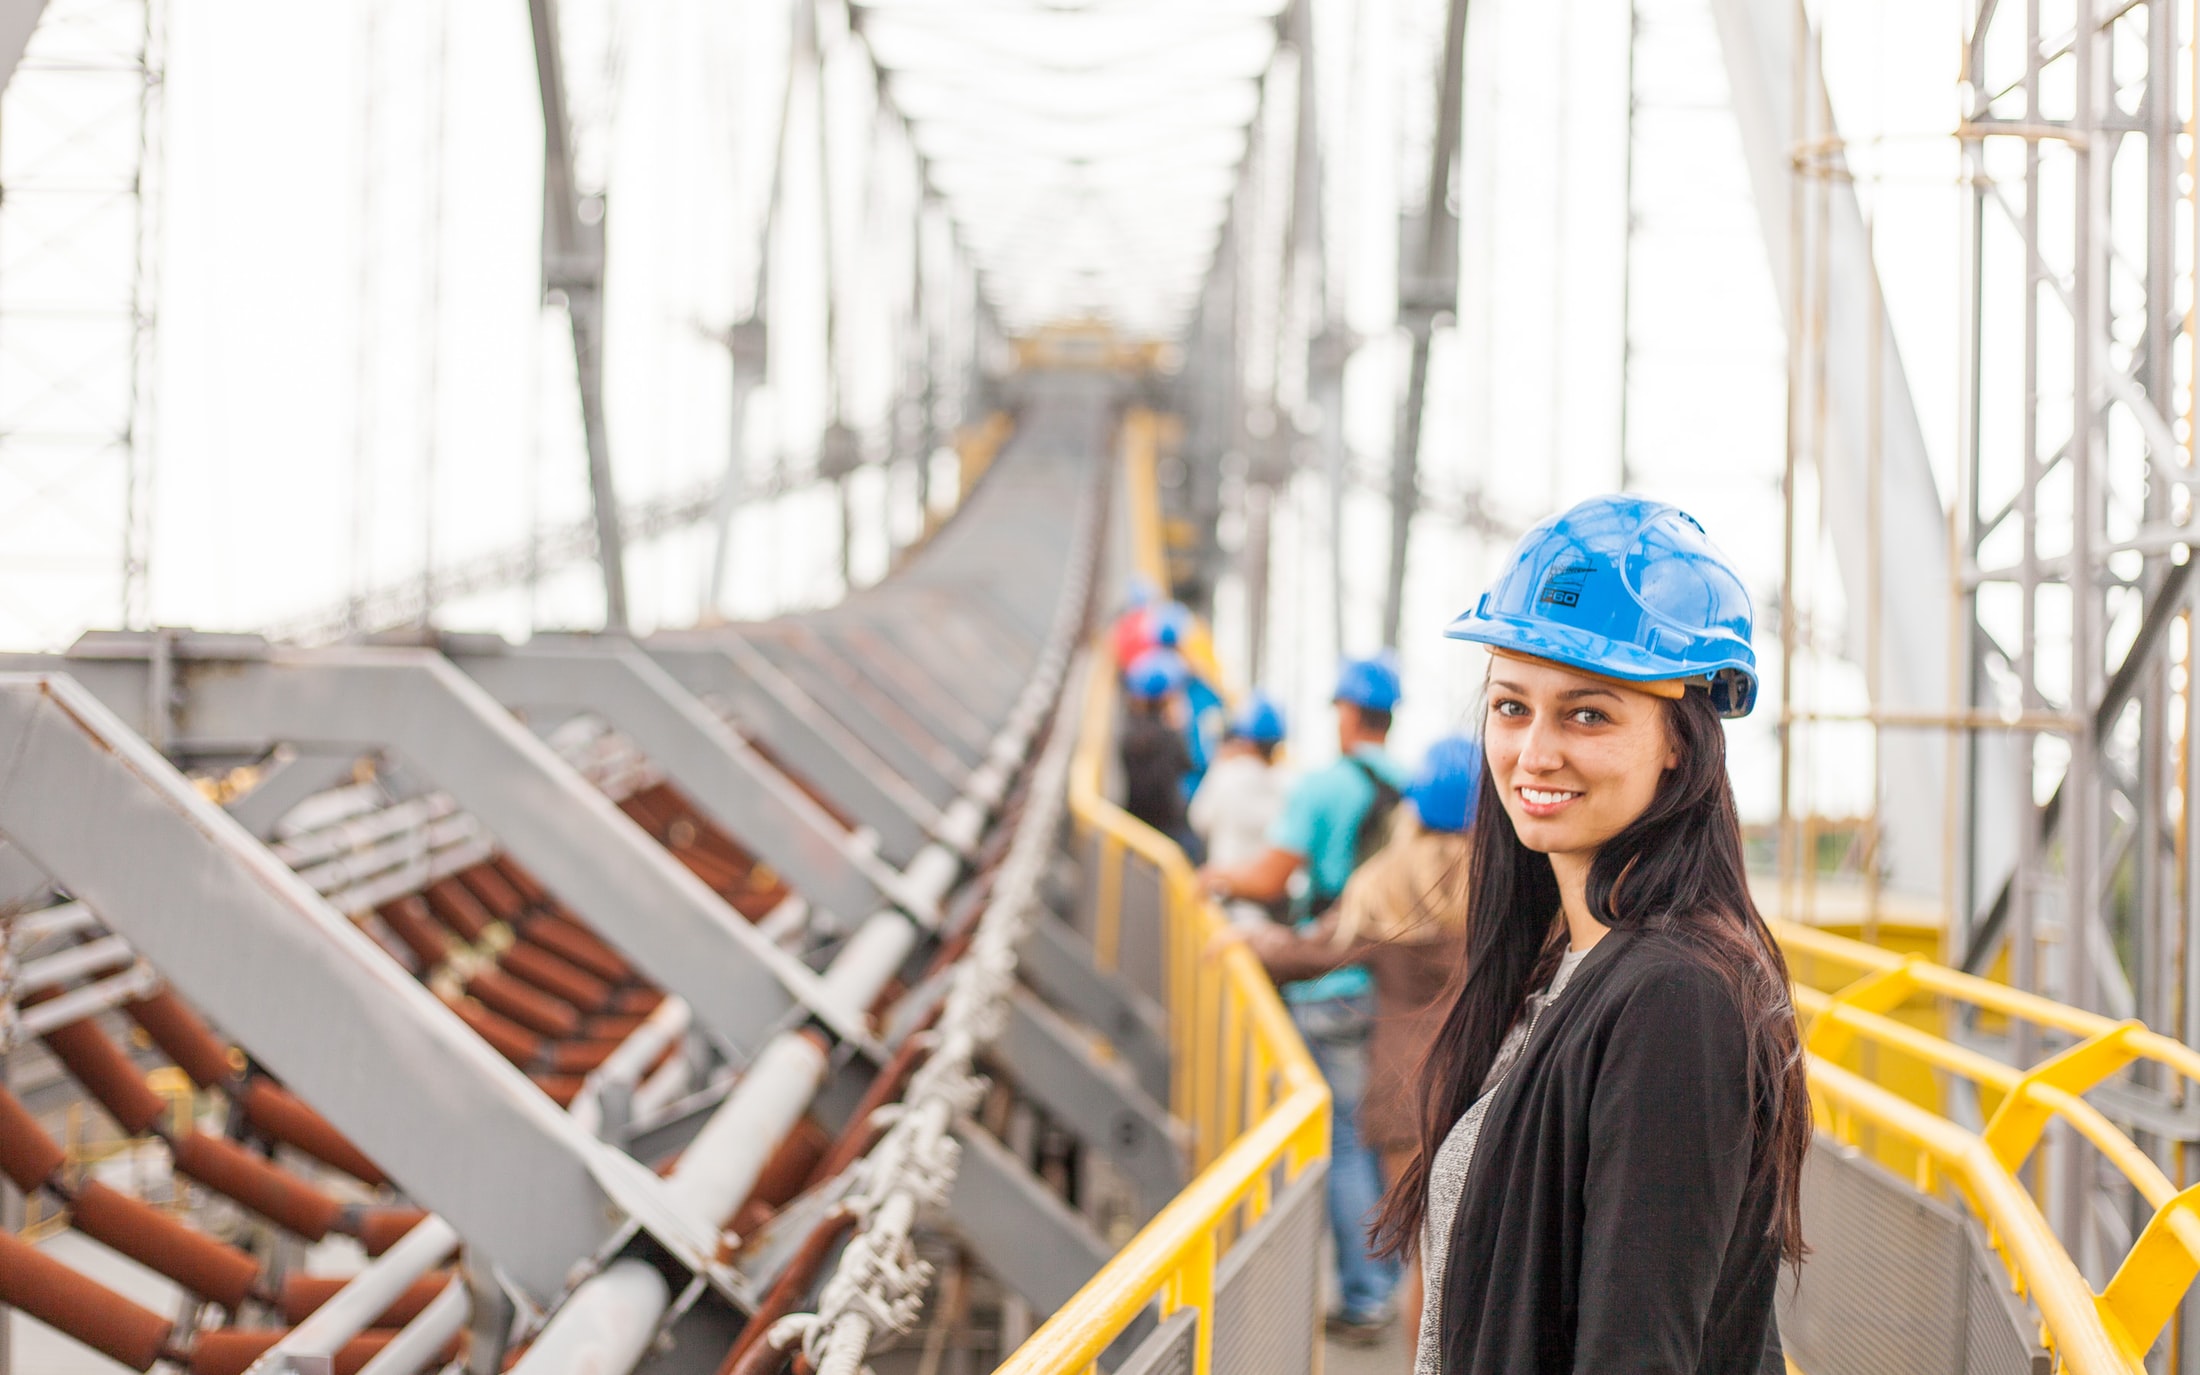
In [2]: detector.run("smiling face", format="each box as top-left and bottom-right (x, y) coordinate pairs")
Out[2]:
(1484, 655), (1680, 861)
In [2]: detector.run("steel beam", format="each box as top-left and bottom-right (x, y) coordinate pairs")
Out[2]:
(528, 0), (626, 630)
(445, 635), (931, 926)
(946, 1122), (1113, 1316)
(736, 629), (966, 804)
(1016, 906), (1170, 1104)
(225, 748), (369, 841)
(1709, 0), (2010, 901)
(646, 639), (943, 866)
(0, 639), (868, 1054)
(992, 988), (1185, 1209)
(0, 673), (714, 1302)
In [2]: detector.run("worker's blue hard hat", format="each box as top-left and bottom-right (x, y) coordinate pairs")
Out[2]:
(1150, 601), (1192, 648)
(1444, 494), (1758, 718)
(1333, 653), (1403, 713)
(1124, 648), (1190, 700)
(1230, 691), (1288, 744)
(1408, 735), (1484, 833)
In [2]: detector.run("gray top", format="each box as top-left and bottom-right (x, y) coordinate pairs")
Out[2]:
(1413, 945), (1589, 1375)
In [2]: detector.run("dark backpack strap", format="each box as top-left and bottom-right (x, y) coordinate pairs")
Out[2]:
(1344, 756), (1403, 868)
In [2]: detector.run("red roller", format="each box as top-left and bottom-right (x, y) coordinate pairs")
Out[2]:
(423, 878), (495, 943)
(70, 1181), (262, 1310)
(0, 1227), (176, 1371)
(584, 1012), (648, 1040)
(239, 1081), (387, 1186)
(465, 967), (580, 1040)
(517, 915), (630, 984)
(493, 854), (549, 904)
(350, 1207), (430, 1256)
(441, 994), (545, 1066)
(279, 1271), (452, 1325)
(189, 1328), (461, 1375)
(458, 863), (528, 921)
(612, 987), (664, 1017)
(500, 942), (612, 1013)
(0, 1082), (66, 1191)
(669, 845), (745, 898)
(38, 1013), (169, 1137)
(546, 1039), (623, 1075)
(376, 895), (453, 971)
(169, 1132), (343, 1240)
(124, 991), (237, 1089)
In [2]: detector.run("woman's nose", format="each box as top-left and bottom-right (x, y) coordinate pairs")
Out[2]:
(1517, 717), (1564, 773)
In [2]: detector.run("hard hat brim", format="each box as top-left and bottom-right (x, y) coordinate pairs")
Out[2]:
(1444, 609), (1758, 718)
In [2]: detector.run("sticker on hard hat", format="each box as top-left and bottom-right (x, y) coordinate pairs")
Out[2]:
(1537, 562), (1594, 608)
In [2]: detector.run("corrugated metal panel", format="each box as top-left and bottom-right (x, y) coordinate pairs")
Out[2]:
(1777, 1139), (2047, 1375)
(1211, 1161), (1327, 1375)
(1965, 1232), (2051, 1375)
(1115, 1309), (1198, 1375)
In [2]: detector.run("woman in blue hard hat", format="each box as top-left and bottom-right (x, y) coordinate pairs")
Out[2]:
(1220, 733), (1483, 1342)
(1376, 495), (1805, 1375)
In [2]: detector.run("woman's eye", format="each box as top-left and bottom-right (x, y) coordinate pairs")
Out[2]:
(1493, 699), (1527, 718)
(1571, 708), (1607, 726)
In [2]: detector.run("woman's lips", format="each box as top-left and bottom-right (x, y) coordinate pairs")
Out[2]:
(1515, 785), (1583, 818)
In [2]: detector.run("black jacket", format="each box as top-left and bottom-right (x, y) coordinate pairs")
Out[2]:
(1436, 927), (1786, 1375)
(1118, 711), (1192, 835)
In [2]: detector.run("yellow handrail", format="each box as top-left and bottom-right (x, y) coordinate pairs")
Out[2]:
(998, 649), (1328, 1375)
(1778, 918), (2200, 1366)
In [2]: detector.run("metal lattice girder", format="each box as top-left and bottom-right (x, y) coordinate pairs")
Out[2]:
(0, 636), (871, 1054)
(443, 634), (935, 927)
(735, 627), (968, 802)
(221, 748), (369, 841)
(646, 638), (944, 867)
(1708, 0), (2014, 902)
(813, 595), (1026, 723)
(786, 620), (994, 765)
(1016, 904), (1171, 1105)
(0, 672), (719, 1302)
(993, 987), (1186, 1209)
(946, 1122), (1114, 1316)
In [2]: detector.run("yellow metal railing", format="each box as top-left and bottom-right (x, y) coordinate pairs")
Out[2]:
(996, 650), (1328, 1375)
(1780, 919), (2200, 1370)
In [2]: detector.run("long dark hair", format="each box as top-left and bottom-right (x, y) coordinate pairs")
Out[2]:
(1369, 686), (1809, 1265)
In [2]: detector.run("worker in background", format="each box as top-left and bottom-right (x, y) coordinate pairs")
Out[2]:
(1118, 647), (1200, 859)
(1376, 496), (1803, 1375)
(1196, 653), (1407, 1344)
(1110, 576), (1160, 670)
(1218, 734), (1482, 1343)
(1187, 691), (1291, 928)
(1146, 601), (1227, 793)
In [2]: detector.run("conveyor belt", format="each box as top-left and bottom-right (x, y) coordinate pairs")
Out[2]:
(0, 371), (1144, 1375)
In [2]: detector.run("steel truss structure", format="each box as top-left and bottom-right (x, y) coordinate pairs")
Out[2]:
(0, 377), (1209, 1375)
(0, 0), (161, 648)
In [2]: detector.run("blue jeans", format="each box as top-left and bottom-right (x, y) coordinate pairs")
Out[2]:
(1293, 993), (1398, 1323)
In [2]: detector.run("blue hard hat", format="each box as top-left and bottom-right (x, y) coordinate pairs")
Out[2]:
(1408, 735), (1484, 833)
(1444, 494), (1758, 718)
(1334, 653), (1403, 713)
(1125, 648), (1190, 700)
(1151, 601), (1192, 648)
(1229, 691), (1288, 744)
